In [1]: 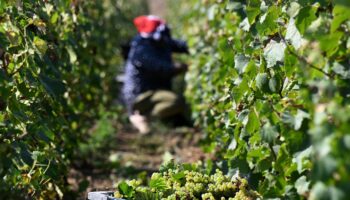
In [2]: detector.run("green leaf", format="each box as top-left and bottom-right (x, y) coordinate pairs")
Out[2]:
(282, 109), (309, 130)
(239, 18), (251, 31)
(0, 2), (7, 13)
(33, 36), (48, 55)
(8, 97), (28, 121)
(234, 54), (249, 74)
(269, 75), (282, 93)
(38, 126), (55, 141)
(294, 109), (310, 130)
(232, 78), (249, 103)
(332, 62), (350, 79)
(294, 146), (313, 173)
(246, 0), (261, 24)
(256, 5), (281, 35)
(51, 12), (59, 24)
(343, 135), (350, 149)
(286, 2), (301, 18)
(20, 144), (33, 166)
(135, 190), (158, 200)
(261, 123), (278, 144)
(118, 182), (134, 198)
(226, 2), (243, 11)
(275, 144), (295, 176)
(66, 46), (77, 64)
(310, 182), (346, 200)
(319, 32), (343, 57)
(312, 155), (338, 181)
(255, 73), (270, 93)
(284, 50), (298, 76)
(228, 137), (237, 150)
(159, 160), (176, 173)
(310, 182), (328, 200)
(207, 5), (218, 21)
(331, 3), (350, 32)
(263, 40), (286, 68)
(286, 18), (303, 50)
(295, 175), (310, 195)
(295, 5), (318, 34)
(334, 0), (350, 7)
(246, 108), (260, 134)
(281, 111), (293, 128)
(172, 171), (185, 181)
(149, 176), (167, 190)
(246, 7), (260, 24)
(39, 75), (65, 99)
(238, 109), (250, 126)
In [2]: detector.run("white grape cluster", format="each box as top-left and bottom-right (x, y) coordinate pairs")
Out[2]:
(115, 167), (260, 199)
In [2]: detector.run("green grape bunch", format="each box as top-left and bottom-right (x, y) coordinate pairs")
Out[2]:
(114, 163), (261, 200)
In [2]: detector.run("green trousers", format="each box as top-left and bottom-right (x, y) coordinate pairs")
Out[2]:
(132, 90), (186, 118)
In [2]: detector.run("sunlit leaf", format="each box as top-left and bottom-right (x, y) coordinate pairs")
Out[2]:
(263, 40), (286, 68)
(234, 54), (249, 74)
(286, 18), (303, 50)
(295, 5), (317, 34)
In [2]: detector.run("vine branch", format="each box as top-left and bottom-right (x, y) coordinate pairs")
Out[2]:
(278, 30), (334, 79)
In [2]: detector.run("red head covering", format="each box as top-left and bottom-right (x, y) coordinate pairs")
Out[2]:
(133, 15), (165, 34)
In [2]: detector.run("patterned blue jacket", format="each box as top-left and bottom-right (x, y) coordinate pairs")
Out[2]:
(122, 34), (188, 114)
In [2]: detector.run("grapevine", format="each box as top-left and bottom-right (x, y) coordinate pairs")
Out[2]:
(0, 0), (147, 198)
(1, 0), (350, 199)
(180, 0), (350, 199)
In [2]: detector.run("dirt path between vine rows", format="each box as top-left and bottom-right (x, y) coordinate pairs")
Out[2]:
(67, 125), (211, 199)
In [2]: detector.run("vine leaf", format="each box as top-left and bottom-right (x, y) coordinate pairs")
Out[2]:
(295, 5), (317, 34)
(150, 176), (167, 190)
(309, 182), (345, 200)
(263, 40), (286, 68)
(246, 108), (260, 134)
(118, 182), (134, 198)
(295, 175), (310, 195)
(256, 5), (280, 35)
(246, 0), (261, 24)
(261, 123), (278, 144)
(332, 62), (350, 79)
(286, 2), (301, 18)
(238, 109), (250, 126)
(39, 75), (65, 99)
(207, 5), (218, 21)
(66, 46), (77, 64)
(239, 18), (251, 31)
(33, 36), (48, 55)
(294, 146), (313, 173)
(228, 138), (237, 150)
(282, 109), (309, 130)
(331, 4), (350, 33)
(319, 32), (343, 57)
(295, 109), (310, 130)
(286, 18), (302, 50)
(234, 54), (249, 74)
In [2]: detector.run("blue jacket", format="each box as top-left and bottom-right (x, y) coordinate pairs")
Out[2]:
(122, 35), (188, 114)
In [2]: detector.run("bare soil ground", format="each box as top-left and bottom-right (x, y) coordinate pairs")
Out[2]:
(67, 125), (210, 199)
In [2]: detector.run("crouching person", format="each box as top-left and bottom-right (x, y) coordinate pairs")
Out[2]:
(122, 15), (190, 134)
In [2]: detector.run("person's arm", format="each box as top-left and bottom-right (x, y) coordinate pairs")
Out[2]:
(170, 39), (189, 53)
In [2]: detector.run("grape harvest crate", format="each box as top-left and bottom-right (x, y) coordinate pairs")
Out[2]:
(88, 191), (124, 200)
